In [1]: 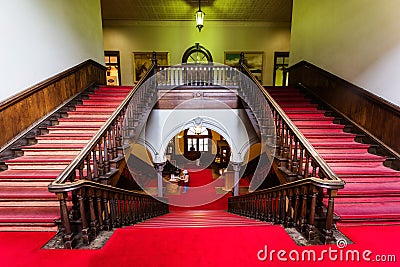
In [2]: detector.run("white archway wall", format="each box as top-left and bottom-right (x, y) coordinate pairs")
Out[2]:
(138, 109), (259, 164)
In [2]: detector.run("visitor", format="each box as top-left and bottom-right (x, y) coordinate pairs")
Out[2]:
(182, 169), (190, 193)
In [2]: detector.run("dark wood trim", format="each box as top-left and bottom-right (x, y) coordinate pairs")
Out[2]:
(0, 59), (106, 148)
(288, 60), (400, 154)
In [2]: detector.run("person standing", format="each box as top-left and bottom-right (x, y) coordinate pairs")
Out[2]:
(182, 170), (190, 193)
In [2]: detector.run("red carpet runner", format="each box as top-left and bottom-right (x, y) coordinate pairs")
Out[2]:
(166, 169), (230, 211)
(267, 86), (400, 225)
(1, 212), (399, 267)
(0, 86), (132, 231)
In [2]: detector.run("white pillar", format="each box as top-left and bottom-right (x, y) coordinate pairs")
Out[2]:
(232, 162), (241, 196)
(154, 163), (165, 197)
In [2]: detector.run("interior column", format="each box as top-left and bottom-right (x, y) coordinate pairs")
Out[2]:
(154, 162), (165, 197)
(231, 162), (241, 196)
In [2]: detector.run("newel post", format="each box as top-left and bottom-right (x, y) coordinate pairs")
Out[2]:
(152, 51), (158, 75)
(239, 52), (245, 72)
(322, 189), (338, 244)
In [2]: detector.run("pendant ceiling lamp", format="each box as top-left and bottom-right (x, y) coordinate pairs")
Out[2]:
(195, 0), (205, 32)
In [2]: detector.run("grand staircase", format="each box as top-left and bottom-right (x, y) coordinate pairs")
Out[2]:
(0, 86), (132, 231)
(267, 86), (400, 225)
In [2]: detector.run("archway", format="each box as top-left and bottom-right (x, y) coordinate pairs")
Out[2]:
(182, 43), (213, 64)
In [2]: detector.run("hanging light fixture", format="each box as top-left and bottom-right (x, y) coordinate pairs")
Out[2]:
(193, 118), (203, 135)
(195, 0), (205, 32)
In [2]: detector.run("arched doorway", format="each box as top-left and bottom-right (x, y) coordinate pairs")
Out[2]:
(182, 43), (213, 64)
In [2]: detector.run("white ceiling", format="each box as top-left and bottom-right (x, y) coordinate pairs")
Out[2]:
(101, 0), (293, 22)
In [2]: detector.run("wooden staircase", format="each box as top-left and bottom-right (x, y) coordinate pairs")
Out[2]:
(0, 86), (132, 231)
(267, 86), (400, 225)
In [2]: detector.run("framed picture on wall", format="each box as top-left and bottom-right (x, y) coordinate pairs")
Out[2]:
(224, 51), (264, 84)
(132, 52), (169, 82)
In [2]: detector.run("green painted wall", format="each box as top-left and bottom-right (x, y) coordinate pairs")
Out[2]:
(103, 21), (291, 86)
(1, 0), (104, 102)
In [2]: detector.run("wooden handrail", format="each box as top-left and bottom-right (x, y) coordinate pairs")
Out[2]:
(230, 61), (346, 244)
(239, 63), (342, 182)
(49, 180), (168, 249)
(228, 177), (343, 244)
(48, 59), (163, 248)
(50, 63), (156, 185)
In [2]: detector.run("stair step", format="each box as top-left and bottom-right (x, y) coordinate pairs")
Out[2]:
(36, 135), (92, 144)
(333, 166), (400, 177)
(91, 92), (130, 97)
(267, 96), (307, 102)
(97, 86), (132, 91)
(277, 102), (318, 108)
(5, 155), (75, 170)
(281, 107), (322, 112)
(321, 153), (386, 163)
(0, 186), (56, 200)
(307, 136), (356, 142)
(81, 99), (123, 105)
(67, 110), (114, 116)
(88, 95), (127, 101)
(311, 142), (370, 149)
(303, 132), (356, 138)
(334, 199), (400, 223)
(284, 109), (326, 115)
(0, 170), (61, 181)
(0, 205), (59, 224)
(46, 125), (100, 134)
(289, 116), (335, 121)
(74, 106), (117, 112)
(297, 125), (345, 131)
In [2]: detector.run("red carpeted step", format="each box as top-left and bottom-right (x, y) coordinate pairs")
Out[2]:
(332, 165), (400, 177)
(289, 116), (335, 122)
(334, 201), (400, 222)
(311, 142), (370, 149)
(277, 102), (319, 108)
(284, 109), (327, 115)
(87, 95), (127, 101)
(0, 186), (56, 200)
(35, 134), (93, 144)
(0, 85), (132, 231)
(338, 182), (400, 196)
(5, 156), (75, 170)
(45, 125), (100, 135)
(56, 117), (108, 126)
(74, 106), (117, 112)
(96, 85), (132, 91)
(129, 210), (270, 229)
(0, 205), (60, 223)
(67, 110), (114, 116)
(0, 170), (60, 180)
(81, 99), (123, 106)
(270, 86), (400, 225)
(268, 96), (308, 102)
(91, 91), (131, 96)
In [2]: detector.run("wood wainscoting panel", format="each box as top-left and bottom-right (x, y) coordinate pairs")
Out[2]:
(0, 60), (106, 148)
(288, 61), (400, 154)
